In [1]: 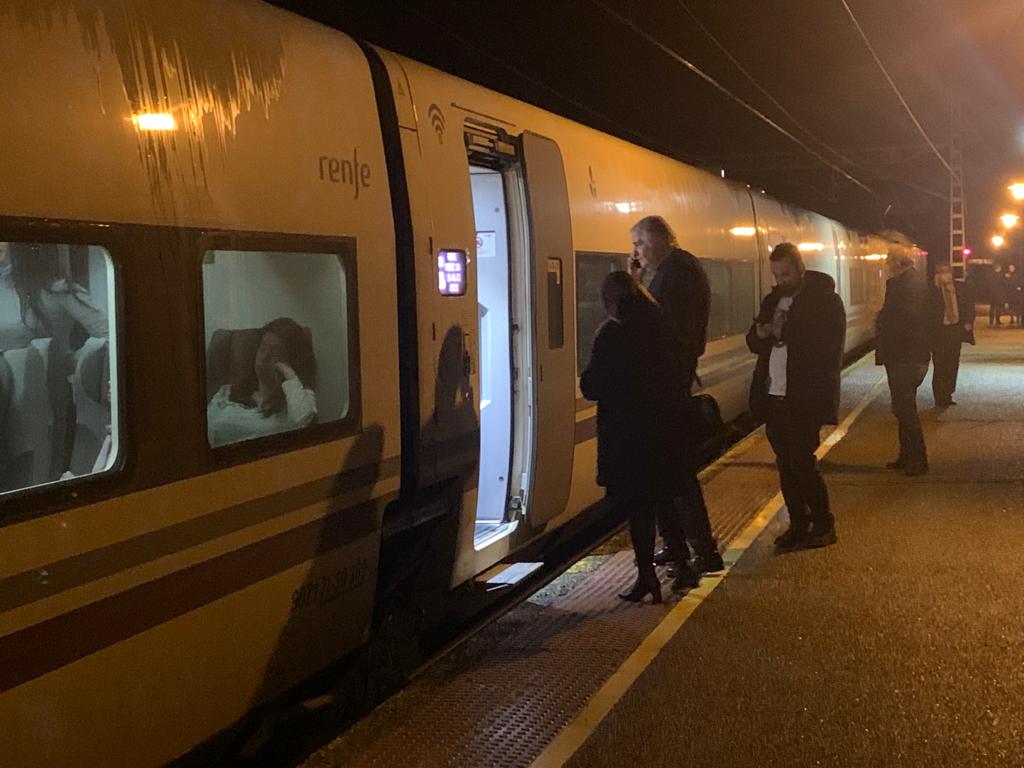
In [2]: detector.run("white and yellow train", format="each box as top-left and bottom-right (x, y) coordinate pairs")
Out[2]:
(0, 2), (916, 766)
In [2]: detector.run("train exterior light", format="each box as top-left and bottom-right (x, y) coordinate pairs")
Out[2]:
(130, 112), (177, 131)
(438, 250), (467, 295)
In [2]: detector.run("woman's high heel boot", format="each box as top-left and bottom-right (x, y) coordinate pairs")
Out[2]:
(618, 567), (663, 604)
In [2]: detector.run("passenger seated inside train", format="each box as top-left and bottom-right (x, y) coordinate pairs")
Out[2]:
(206, 317), (318, 448)
(0, 240), (114, 493)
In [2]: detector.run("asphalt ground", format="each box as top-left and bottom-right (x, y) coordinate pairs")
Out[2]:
(566, 327), (1024, 767)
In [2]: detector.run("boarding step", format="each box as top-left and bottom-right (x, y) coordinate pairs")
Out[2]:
(475, 561), (544, 591)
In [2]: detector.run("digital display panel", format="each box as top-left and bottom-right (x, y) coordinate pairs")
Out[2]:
(437, 249), (467, 296)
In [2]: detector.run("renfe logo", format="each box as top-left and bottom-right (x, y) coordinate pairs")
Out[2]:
(319, 148), (372, 199)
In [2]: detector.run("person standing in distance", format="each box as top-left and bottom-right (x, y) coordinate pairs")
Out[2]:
(747, 243), (845, 549)
(876, 248), (932, 476)
(630, 215), (722, 579)
(930, 263), (975, 407)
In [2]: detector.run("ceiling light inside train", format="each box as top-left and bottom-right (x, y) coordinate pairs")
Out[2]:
(1010, 183), (1024, 201)
(1000, 213), (1019, 229)
(863, 253), (886, 261)
(131, 112), (177, 131)
(797, 242), (825, 252)
(729, 226), (756, 236)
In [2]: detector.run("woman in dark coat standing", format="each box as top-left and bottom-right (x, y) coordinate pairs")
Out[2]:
(580, 271), (688, 603)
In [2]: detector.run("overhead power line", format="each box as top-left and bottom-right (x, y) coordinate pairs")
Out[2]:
(675, 0), (859, 171)
(404, 7), (701, 167)
(590, 0), (879, 198)
(839, 0), (957, 179)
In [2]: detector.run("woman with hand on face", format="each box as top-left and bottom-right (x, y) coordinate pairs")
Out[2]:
(580, 271), (691, 603)
(207, 317), (318, 447)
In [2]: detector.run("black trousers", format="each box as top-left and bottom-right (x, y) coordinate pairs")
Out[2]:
(765, 398), (833, 532)
(931, 327), (962, 405)
(654, 474), (718, 560)
(885, 361), (929, 467)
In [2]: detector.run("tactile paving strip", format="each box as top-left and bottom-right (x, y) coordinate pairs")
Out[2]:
(300, 361), (887, 768)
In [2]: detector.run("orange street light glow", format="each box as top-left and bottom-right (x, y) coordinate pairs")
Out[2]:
(992, 234), (1006, 248)
(1009, 183), (1024, 201)
(1000, 213), (1020, 229)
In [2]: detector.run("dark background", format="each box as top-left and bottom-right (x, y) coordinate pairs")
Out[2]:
(273, 0), (1024, 259)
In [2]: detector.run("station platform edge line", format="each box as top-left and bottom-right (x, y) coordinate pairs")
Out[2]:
(528, 370), (887, 768)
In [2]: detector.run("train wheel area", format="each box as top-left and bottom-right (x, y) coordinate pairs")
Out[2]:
(266, 326), (1022, 767)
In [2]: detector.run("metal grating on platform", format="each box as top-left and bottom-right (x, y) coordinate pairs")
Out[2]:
(300, 361), (887, 768)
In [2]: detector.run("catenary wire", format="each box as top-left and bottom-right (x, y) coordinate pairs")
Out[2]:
(405, 7), (707, 168)
(839, 0), (957, 179)
(675, 0), (860, 170)
(590, 0), (880, 198)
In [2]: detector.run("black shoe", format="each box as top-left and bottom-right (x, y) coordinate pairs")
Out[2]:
(618, 570), (663, 604)
(670, 563), (700, 592)
(904, 463), (929, 477)
(690, 551), (725, 574)
(803, 525), (837, 549)
(935, 400), (955, 408)
(773, 526), (808, 549)
(885, 458), (905, 470)
(652, 546), (673, 566)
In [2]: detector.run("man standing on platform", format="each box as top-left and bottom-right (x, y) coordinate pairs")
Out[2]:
(629, 215), (722, 582)
(931, 264), (975, 407)
(876, 248), (932, 476)
(747, 243), (845, 550)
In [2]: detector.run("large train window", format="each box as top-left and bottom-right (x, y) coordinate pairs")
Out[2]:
(575, 251), (627, 371)
(0, 240), (119, 497)
(729, 261), (756, 335)
(702, 258), (756, 340)
(202, 240), (358, 450)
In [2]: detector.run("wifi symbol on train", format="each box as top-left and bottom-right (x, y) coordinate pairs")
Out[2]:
(427, 103), (446, 144)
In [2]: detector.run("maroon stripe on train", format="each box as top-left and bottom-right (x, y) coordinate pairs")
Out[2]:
(0, 501), (380, 694)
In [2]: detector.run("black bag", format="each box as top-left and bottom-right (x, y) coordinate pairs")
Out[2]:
(689, 393), (726, 466)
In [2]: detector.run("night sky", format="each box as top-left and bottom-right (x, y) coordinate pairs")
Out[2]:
(274, 0), (1024, 258)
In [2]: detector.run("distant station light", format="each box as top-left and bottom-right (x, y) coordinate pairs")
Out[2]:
(992, 234), (1006, 248)
(962, 247), (972, 258)
(720, 168), (726, 178)
(1009, 182), (1024, 201)
(797, 242), (825, 252)
(131, 112), (177, 131)
(729, 226), (756, 236)
(1000, 213), (1020, 229)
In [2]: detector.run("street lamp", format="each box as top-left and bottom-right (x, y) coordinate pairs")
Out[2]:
(992, 234), (1006, 248)
(1001, 213), (1020, 229)
(1010, 182), (1024, 201)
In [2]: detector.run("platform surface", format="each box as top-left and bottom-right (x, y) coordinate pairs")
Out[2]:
(299, 326), (1024, 768)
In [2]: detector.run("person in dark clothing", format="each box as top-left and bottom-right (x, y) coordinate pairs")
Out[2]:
(747, 243), (845, 550)
(930, 264), (975, 407)
(876, 249), (932, 476)
(629, 215), (722, 579)
(1004, 263), (1021, 325)
(580, 271), (695, 602)
(988, 263), (1004, 326)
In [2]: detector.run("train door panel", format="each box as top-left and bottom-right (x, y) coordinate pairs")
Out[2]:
(518, 132), (575, 528)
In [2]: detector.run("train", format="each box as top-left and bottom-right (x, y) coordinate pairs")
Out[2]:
(0, 2), (919, 766)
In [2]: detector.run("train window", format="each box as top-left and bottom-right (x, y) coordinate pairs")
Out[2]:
(729, 262), (756, 335)
(850, 264), (868, 306)
(701, 259), (731, 341)
(0, 240), (119, 497)
(575, 252), (627, 371)
(202, 243), (357, 449)
(547, 257), (564, 349)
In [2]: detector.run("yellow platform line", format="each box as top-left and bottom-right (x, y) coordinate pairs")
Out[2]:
(528, 373), (886, 768)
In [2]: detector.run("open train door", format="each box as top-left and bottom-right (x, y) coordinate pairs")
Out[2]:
(519, 131), (575, 528)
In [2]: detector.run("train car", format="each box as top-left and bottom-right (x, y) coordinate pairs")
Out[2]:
(0, 2), (918, 766)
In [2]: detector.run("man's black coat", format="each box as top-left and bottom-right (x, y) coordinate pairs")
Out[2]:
(647, 248), (711, 375)
(875, 267), (932, 366)
(746, 270), (846, 426)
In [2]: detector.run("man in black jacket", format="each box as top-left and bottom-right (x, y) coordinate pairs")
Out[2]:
(747, 243), (845, 549)
(876, 249), (932, 475)
(630, 215), (721, 580)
